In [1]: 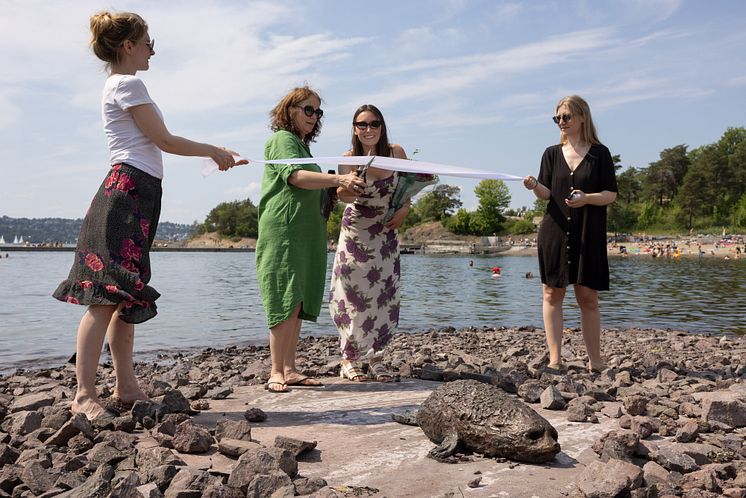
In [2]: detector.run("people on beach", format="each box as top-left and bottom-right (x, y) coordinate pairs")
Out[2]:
(52, 11), (243, 420)
(523, 95), (618, 373)
(256, 86), (365, 393)
(329, 104), (410, 382)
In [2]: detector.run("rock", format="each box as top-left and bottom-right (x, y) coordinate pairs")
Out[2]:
(623, 395), (648, 416)
(293, 477), (327, 496)
(6, 411), (43, 435)
(20, 460), (56, 496)
(45, 413), (93, 447)
(157, 390), (192, 415)
(675, 421), (700, 443)
(417, 380), (560, 463)
(9, 393), (55, 413)
(243, 408), (267, 423)
(575, 458), (643, 498)
(517, 380), (546, 403)
(701, 397), (746, 428)
(56, 463), (114, 498)
(246, 472), (293, 498)
(166, 468), (221, 495)
(214, 419), (252, 442)
(642, 460), (670, 487)
(273, 436), (317, 457)
(171, 421), (213, 454)
(540, 385), (566, 410)
(651, 444), (700, 473)
(217, 438), (263, 458)
(227, 447), (297, 493)
(593, 430), (640, 463)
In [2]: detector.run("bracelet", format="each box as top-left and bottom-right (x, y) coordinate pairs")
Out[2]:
(530, 178), (538, 189)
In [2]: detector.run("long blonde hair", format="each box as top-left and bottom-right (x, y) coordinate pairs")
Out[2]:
(557, 95), (600, 145)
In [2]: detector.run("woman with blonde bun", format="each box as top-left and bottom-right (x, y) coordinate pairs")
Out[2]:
(53, 11), (245, 420)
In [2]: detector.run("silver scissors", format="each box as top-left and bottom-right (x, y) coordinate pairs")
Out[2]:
(357, 156), (375, 182)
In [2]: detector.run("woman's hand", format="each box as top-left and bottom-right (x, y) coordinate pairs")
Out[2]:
(210, 147), (240, 171)
(565, 190), (586, 208)
(523, 176), (538, 190)
(385, 204), (410, 230)
(337, 171), (365, 194)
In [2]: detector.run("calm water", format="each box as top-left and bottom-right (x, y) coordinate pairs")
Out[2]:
(1, 251), (744, 372)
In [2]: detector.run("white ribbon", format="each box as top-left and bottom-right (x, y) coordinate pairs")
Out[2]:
(202, 155), (523, 181)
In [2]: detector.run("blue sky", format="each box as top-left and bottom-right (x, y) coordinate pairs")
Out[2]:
(2, 0), (745, 225)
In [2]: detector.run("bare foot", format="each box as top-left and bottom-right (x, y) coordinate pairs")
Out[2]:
(265, 373), (288, 393)
(112, 387), (150, 405)
(285, 372), (323, 386)
(71, 395), (109, 420)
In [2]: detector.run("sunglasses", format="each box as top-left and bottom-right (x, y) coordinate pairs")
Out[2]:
(295, 105), (323, 119)
(143, 38), (155, 51)
(552, 113), (572, 124)
(353, 120), (382, 130)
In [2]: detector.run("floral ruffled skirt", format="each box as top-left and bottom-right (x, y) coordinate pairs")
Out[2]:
(53, 163), (162, 324)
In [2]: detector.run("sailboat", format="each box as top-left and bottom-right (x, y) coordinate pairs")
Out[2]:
(13, 235), (19, 244)
(0, 235), (5, 245)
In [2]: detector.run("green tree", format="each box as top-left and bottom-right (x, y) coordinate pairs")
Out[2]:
(414, 184), (462, 221)
(733, 193), (746, 228)
(199, 198), (258, 237)
(531, 198), (548, 217)
(326, 202), (345, 241)
(473, 179), (511, 234)
(445, 208), (472, 234)
(642, 145), (690, 206)
(716, 127), (746, 156)
(675, 146), (720, 228)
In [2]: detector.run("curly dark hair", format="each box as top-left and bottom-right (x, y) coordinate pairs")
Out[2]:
(269, 85), (323, 146)
(350, 104), (392, 157)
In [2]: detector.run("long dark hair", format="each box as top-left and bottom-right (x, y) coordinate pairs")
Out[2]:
(350, 104), (392, 157)
(269, 85), (322, 146)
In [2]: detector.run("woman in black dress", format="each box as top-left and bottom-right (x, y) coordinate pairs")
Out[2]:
(524, 95), (617, 373)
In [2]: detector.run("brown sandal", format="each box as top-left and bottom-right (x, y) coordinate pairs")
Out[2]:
(369, 361), (393, 383)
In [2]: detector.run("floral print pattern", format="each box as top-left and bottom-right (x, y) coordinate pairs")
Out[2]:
(330, 173), (401, 361)
(53, 163), (162, 324)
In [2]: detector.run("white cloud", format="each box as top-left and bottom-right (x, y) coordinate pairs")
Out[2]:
(226, 182), (261, 196)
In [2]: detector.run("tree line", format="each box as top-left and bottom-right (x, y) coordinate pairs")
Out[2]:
(197, 126), (746, 240)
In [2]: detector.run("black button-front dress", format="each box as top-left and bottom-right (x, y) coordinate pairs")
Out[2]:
(536, 143), (618, 291)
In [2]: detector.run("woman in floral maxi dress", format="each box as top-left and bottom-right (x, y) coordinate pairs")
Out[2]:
(330, 105), (411, 382)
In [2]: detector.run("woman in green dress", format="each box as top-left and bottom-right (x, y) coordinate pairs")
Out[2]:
(256, 86), (365, 393)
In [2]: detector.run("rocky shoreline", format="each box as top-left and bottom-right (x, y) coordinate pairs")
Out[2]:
(1, 326), (744, 497)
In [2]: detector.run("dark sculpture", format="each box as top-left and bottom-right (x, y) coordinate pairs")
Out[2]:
(398, 379), (561, 463)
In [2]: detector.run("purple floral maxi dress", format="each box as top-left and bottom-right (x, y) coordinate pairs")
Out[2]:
(329, 173), (401, 361)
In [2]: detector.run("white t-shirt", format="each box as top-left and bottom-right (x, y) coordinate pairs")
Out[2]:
(102, 74), (164, 179)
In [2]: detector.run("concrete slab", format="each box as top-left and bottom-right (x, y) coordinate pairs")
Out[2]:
(185, 378), (616, 497)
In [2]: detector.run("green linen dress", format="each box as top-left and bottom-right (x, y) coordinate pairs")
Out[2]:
(255, 130), (326, 328)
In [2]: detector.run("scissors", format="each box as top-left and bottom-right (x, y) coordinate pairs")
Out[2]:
(357, 156), (375, 182)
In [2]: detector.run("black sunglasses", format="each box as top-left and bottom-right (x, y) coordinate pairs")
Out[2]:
(552, 113), (573, 124)
(353, 120), (382, 130)
(295, 105), (323, 119)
